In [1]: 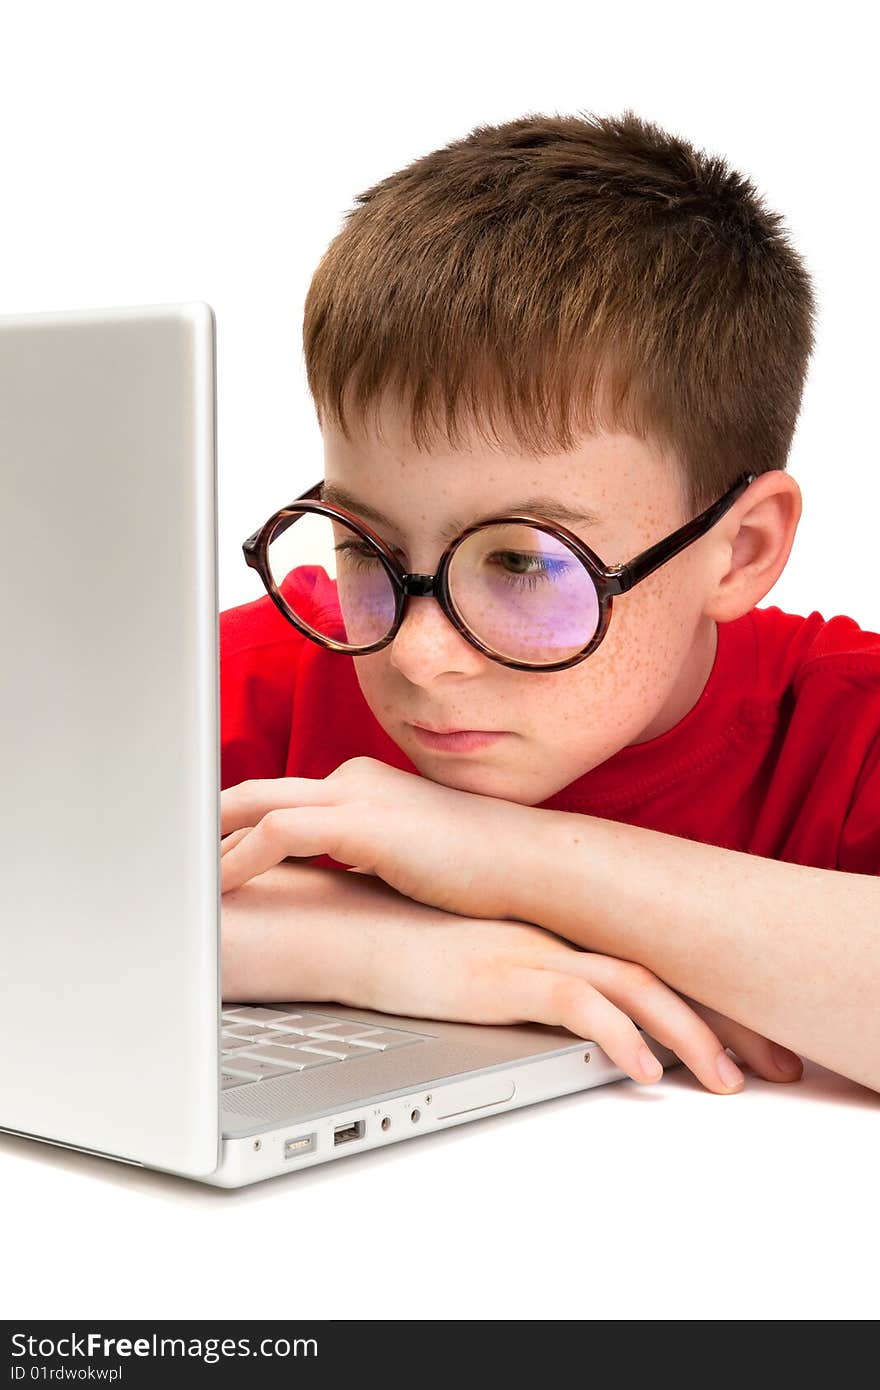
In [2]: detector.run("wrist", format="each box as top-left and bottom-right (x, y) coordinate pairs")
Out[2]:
(511, 804), (572, 929)
(514, 805), (615, 954)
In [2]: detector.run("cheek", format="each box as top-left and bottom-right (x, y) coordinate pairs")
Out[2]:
(602, 609), (667, 689)
(600, 569), (696, 698)
(548, 581), (686, 729)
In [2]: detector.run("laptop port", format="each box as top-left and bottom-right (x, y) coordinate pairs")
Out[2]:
(283, 1133), (316, 1160)
(333, 1119), (365, 1146)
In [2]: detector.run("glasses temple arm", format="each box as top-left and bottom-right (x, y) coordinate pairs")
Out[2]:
(608, 474), (756, 596)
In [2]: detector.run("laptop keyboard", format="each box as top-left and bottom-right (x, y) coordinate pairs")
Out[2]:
(221, 1006), (429, 1091)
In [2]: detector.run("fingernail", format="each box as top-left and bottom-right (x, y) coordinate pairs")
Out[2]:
(716, 1050), (745, 1090)
(771, 1043), (802, 1077)
(638, 1044), (663, 1081)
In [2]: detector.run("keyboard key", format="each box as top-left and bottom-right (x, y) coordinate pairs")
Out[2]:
(223, 1024), (278, 1041)
(221, 1059), (293, 1080)
(221, 1037), (257, 1052)
(267, 1028), (358, 1046)
(296, 1040), (378, 1060)
(304, 1021), (393, 1040)
(267, 1011), (354, 1032)
(324, 1025), (402, 1040)
(223, 1007), (295, 1024)
(345, 1031), (424, 1051)
(236, 1045), (338, 1071)
(219, 1059), (261, 1079)
(235, 1043), (332, 1067)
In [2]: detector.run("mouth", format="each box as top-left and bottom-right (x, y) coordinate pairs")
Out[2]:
(412, 722), (500, 736)
(409, 724), (509, 753)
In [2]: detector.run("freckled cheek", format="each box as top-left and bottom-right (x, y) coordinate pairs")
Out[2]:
(352, 662), (403, 723)
(581, 584), (682, 714)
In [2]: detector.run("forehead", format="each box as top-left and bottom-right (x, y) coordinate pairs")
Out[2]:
(318, 478), (603, 542)
(320, 412), (685, 544)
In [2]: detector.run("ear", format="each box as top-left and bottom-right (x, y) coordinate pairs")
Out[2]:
(703, 471), (803, 622)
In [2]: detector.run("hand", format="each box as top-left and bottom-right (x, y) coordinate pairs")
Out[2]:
(221, 863), (804, 1094)
(219, 757), (537, 918)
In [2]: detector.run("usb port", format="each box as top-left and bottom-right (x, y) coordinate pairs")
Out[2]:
(333, 1119), (365, 1146)
(283, 1133), (316, 1160)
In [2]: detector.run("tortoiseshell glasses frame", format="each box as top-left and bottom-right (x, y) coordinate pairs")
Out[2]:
(241, 472), (756, 673)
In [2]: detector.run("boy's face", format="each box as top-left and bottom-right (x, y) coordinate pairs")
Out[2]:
(322, 397), (723, 805)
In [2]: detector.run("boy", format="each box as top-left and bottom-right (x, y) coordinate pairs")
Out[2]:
(218, 111), (880, 1096)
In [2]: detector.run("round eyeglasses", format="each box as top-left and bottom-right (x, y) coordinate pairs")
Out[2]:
(241, 473), (756, 673)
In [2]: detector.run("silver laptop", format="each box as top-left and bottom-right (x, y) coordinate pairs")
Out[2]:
(0, 301), (679, 1188)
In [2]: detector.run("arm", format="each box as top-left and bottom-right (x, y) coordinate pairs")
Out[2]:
(221, 860), (807, 1093)
(516, 811), (880, 1093)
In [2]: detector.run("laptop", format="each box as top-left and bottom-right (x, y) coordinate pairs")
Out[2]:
(0, 300), (680, 1188)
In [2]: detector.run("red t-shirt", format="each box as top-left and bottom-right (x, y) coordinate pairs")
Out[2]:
(220, 565), (880, 877)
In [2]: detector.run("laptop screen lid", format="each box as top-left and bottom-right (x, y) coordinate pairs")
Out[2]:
(0, 301), (220, 1176)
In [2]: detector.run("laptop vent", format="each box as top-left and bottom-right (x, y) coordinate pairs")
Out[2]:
(221, 1040), (493, 1129)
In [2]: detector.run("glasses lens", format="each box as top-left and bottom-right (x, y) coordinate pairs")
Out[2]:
(447, 523), (601, 664)
(267, 510), (397, 648)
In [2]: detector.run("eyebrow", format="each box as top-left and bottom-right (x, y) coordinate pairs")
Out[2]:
(318, 482), (601, 540)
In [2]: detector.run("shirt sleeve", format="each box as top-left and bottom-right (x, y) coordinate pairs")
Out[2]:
(839, 731), (880, 875)
(784, 613), (880, 875)
(219, 594), (305, 792)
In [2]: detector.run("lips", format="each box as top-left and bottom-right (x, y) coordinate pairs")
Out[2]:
(412, 723), (498, 735)
(409, 725), (510, 753)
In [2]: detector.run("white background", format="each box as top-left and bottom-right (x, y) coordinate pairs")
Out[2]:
(2, 0), (878, 1323)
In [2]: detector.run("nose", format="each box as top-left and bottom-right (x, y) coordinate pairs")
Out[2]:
(387, 588), (485, 681)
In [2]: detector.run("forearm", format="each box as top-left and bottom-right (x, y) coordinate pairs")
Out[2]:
(223, 863), (359, 1001)
(520, 811), (880, 1091)
(221, 861), (437, 1003)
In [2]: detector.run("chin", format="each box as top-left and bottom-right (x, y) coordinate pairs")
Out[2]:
(422, 760), (541, 804)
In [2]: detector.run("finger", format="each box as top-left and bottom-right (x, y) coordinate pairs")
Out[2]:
(220, 776), (337, 836)
(219, 807), (337, 893)
(723, 1024), (803, 1084)
(220, 827), (253, 858)
(681, 998), (804, 1083)
(222, 825), (328, 873)
(514, 942), (745, 1095)
(505, 966), (666, 1084)
(576, 956), (746, 1095)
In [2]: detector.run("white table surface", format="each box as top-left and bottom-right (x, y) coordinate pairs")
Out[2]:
(2, 1057), (877, 1322)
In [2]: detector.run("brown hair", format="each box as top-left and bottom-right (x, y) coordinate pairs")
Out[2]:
(302, 109), (817, 516)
